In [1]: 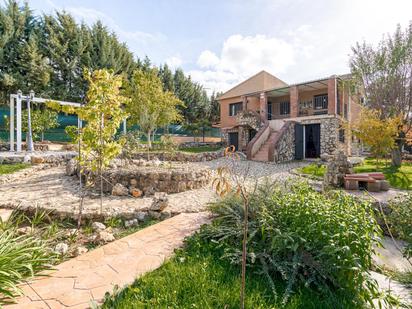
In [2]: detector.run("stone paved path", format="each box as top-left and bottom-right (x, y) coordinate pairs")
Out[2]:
(5, 212), (210, 309)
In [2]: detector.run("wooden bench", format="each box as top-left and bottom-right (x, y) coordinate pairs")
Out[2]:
(344, 172), (389, 192)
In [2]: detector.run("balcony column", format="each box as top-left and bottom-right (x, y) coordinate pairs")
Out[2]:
(328, 76), (337, 115)
(290, 86), (299, 117)
(241, 95), (247, 110)
(259, 92), (267, 122)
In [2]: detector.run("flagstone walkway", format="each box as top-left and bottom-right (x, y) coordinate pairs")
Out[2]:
(5, 212), (211, 309)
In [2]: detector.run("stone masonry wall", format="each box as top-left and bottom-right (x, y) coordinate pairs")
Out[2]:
(273, 122), (295, 163)
(0, 142), (49, 152)
(299, 117), (339, 155)
(92, 165), (211, 196)
(130, 149), (223, 162)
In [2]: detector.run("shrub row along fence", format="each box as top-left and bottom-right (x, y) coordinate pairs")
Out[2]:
(0, 105), (221, 143)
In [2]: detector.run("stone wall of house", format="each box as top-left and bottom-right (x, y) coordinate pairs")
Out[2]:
(273, 122), (295, 163)
(130, 149), (224, 162)
(299, 117), (340, 155)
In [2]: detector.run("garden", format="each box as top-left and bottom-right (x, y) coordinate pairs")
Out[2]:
(0, 2), (411, 308)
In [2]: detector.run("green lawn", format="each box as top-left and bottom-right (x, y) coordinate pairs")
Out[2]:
(298, 158), (412, 190)
(0, 163), (30, 175)
(102, 234), (360, 309)
(179, 145), (222, 153)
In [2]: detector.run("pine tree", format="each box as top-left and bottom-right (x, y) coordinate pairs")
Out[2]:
(41, 12), (87, 100)
(0, 0), (36, 102)
(18, 33), (50, 95)
(158, 64), (175, 92)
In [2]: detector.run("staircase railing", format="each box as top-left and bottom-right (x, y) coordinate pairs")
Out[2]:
(246, 121), (270, 160)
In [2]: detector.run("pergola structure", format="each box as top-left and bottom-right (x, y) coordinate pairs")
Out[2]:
(9, 91), (128, 152)
(9, 91), (82, 152)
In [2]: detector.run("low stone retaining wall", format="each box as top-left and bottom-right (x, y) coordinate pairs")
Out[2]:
(129, 149), (224, 162)
(96, 164), (211, 196)
(0, 151), (76, 164)
(0, 142), (49, 152)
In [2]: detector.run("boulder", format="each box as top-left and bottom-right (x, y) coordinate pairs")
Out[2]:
(55, 242), (69, 255)
(92, 221), (106, 232)
(130, 187), (143, 198)
(149, 211), (161, 220)
(160, 210), (172, 220)
(136, 211), (147, 222)
(23, 155), (31, 163)
(112, 183), (129, 196)
(97, 230), (115, 243)
(17, 226), (33, 235)
(75, 246), (88, 256)
(31, 156), (45, 164)
(66, 159), (78, 176)
(150, 192), (168, 211)
(124, 219), (139, 228)
(323, 151), (353, 188)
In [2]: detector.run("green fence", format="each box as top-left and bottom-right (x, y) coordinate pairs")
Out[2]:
(0, 105), (221, 142)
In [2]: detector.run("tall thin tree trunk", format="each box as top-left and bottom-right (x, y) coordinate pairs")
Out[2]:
(99, 113), (104, 214)
(147, 130), (152, 149)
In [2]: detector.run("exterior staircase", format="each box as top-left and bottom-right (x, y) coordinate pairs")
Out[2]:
(252, 130), (278, 162)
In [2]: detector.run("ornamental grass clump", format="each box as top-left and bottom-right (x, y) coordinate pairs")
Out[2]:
(204, 181), (384, 306)
(0, 229), (57, 304)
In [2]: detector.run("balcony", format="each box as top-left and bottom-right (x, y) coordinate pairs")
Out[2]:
(298, 94), (328, 116)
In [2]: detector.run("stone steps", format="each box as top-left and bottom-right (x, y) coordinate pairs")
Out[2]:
(252, 130), (279, 162)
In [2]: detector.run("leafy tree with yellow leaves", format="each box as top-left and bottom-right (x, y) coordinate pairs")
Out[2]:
(125, 69), (183, 148)
(349, 108), (401, 165)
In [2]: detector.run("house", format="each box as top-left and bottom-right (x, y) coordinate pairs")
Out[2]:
(218, 71), (361, 162)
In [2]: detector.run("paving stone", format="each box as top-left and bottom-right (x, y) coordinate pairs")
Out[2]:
(6, 213), (210, 309)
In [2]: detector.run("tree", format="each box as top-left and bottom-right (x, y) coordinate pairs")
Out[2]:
(350, 21), (412, 166)
(18, 34), (51, 96)
(126, 69), (183, 148)
(209, 91), (222, 123)
(22, 108), (59, 141)
(349, 108), (401, 164)
(75, 69), (128, 213)
(0, 0), (39, 102)
(41, 12), (88, 101)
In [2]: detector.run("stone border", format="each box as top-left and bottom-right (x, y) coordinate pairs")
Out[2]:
(129, 149), (224, 162)
(0, 151), (76, 164)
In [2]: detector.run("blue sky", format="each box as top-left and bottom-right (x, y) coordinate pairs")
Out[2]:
(28, 0), (412, 93)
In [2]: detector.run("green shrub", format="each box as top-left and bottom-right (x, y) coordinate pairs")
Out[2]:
(0, 229), (57, 303)
(204, 181), (384, 306)
(388, 193), (412, 259)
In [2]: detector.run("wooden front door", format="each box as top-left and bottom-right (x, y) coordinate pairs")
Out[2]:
(295, 123), (304, 160)
(228, 132), (239, 151)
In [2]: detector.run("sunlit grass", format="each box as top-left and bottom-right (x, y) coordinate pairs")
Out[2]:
(102, 234), (361, 309)
(298, 158), (412, 190)
(0, 163), (30, 175)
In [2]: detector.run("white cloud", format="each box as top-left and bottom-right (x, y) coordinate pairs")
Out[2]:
(197, 50), (220, 68)
(165, 56), (183, 69)
(190, 34), (303, 93)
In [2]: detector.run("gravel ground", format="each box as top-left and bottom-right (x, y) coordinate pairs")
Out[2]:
(199, 157), (311, 178)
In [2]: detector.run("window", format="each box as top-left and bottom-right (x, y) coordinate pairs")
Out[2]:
(229, 102), (242, 116)
(279, 101), (290, 115)
(313, 94), (328, 110)
(339, 128), (345, 143)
